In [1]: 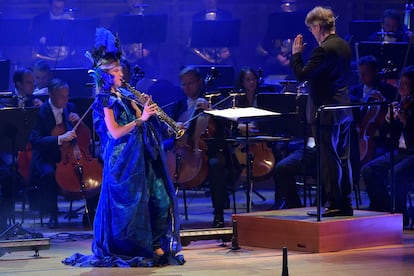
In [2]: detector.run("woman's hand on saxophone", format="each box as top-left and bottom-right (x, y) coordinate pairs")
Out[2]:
(141, 97), (157, 121)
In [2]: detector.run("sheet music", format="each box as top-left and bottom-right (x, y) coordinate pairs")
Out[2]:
(204, 107), (280, 122)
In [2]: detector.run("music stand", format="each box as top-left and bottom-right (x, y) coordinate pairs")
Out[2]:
(0, 107), (40, 239)
(205, 107), (280, 212)
(0, 18), (31, 47)
(0, 59), (10, 91)
(68, 18), (99, 47)
(348, 20), (381, 44)
(191, 19), (240, 49)
(355, 41), (414, 77)
(265, 11), (308, 41)
(42, 20), (73, 46)
(117, 14), (168, 44)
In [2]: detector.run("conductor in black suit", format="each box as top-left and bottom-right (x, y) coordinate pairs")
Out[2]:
(290, 6), (354, 217)
(29, 78), (78, 228)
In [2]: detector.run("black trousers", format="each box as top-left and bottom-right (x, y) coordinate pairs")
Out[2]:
(318, 121), (353, 209)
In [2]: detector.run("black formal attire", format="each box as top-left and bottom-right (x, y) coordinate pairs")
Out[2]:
(348, 81), (397, 193)
(0, 93), (40, 230)
(361, 99), (414, 225)
(29, 100), (76, 225)
(169, 95), (239, 227)
(185, 8), (235, 66)
(290, 34), (354, 215)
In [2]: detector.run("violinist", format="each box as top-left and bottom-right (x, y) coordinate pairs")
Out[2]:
(169, 66), (238, 228)
(361, 65), (414, 228)
(29, 78), (78, 229)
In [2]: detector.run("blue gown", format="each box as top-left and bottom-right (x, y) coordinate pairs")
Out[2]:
(63, 89), (184, 267)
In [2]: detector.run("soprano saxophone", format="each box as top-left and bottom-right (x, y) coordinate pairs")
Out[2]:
(121, 79), (185, 139)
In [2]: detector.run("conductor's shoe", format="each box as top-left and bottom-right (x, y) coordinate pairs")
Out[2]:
(307, 207), (353, 217)
(47, 217), (58, 229)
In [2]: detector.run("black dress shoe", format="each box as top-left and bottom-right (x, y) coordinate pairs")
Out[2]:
(48, 217), (58, 229)
(307, 207), (353, 217)
(213, 211), (225, 228)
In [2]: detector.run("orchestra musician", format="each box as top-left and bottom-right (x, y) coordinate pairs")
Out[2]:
(348, 55), (398, 194)
(185, 0), (234, 65)
(290, 6), (354, 217)
(169, 66), (239, 228)
(31, 0), (74, 63)
(0, 67), (43, 231)
(33, 59), (52, 96)
(361, 65), (414, 228)
(29, 78), (80, 229)
(111, 0), (161, 79)
(368, 9), (411, 42)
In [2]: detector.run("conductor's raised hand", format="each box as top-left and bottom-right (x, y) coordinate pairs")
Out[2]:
(292, 34), (306, 55)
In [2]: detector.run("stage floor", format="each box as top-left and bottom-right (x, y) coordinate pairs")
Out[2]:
(1, 188), (414, 275)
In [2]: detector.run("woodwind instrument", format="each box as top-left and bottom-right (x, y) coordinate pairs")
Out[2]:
(121, 79), (185, 139)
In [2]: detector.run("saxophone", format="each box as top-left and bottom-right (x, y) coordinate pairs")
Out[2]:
(121, 79), (185, 139)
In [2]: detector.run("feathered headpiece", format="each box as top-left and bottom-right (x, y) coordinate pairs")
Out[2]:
(85, 28), (123, 91)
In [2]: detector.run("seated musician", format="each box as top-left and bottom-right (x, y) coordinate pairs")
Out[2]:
(0, 67), (43, 108)
(368, 9), (410, 43)
(29, 78), (92, 229)
(234, 66), (260, 133)
(33, 60), (52, 96)
(169, 66), (239, 228)
(185, 0), (234, 65)
(348, 55), (398, 191)
(30, 0), (74, 65)
(0, 67), (43, 229)
(361, 66), (414, 228)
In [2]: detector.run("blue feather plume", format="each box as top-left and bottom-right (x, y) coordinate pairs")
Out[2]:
(94, 27), (118, 54)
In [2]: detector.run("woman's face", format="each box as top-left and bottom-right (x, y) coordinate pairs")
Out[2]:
(242, 71), (258, 95)
(108, 65), (124, 88)
(398, 76), (413, 98)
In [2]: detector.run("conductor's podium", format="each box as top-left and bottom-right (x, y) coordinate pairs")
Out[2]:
(232, 208), (402, 253)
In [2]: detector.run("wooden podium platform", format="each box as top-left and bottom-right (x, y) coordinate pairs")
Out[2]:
(232, 208), (403, 253)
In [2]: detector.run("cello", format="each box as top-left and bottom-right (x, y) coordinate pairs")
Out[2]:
(358, 92), (388, 165)
(53, 105), (102, 200)
(165, 106), (213, 189)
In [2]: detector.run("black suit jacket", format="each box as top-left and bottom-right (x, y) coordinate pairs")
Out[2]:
(290, 34), (353, 126)
(30, 101), (77, 171)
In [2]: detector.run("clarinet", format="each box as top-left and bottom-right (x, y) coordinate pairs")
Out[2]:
(121, 79), (185, 139)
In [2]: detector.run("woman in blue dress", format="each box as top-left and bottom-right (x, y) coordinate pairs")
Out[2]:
(63, 28), (184, 267)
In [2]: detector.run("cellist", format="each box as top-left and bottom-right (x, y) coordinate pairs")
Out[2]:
(348, 55), (397, 198)
(29, 78), (97, 228)
(168, 66), (240, 228)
